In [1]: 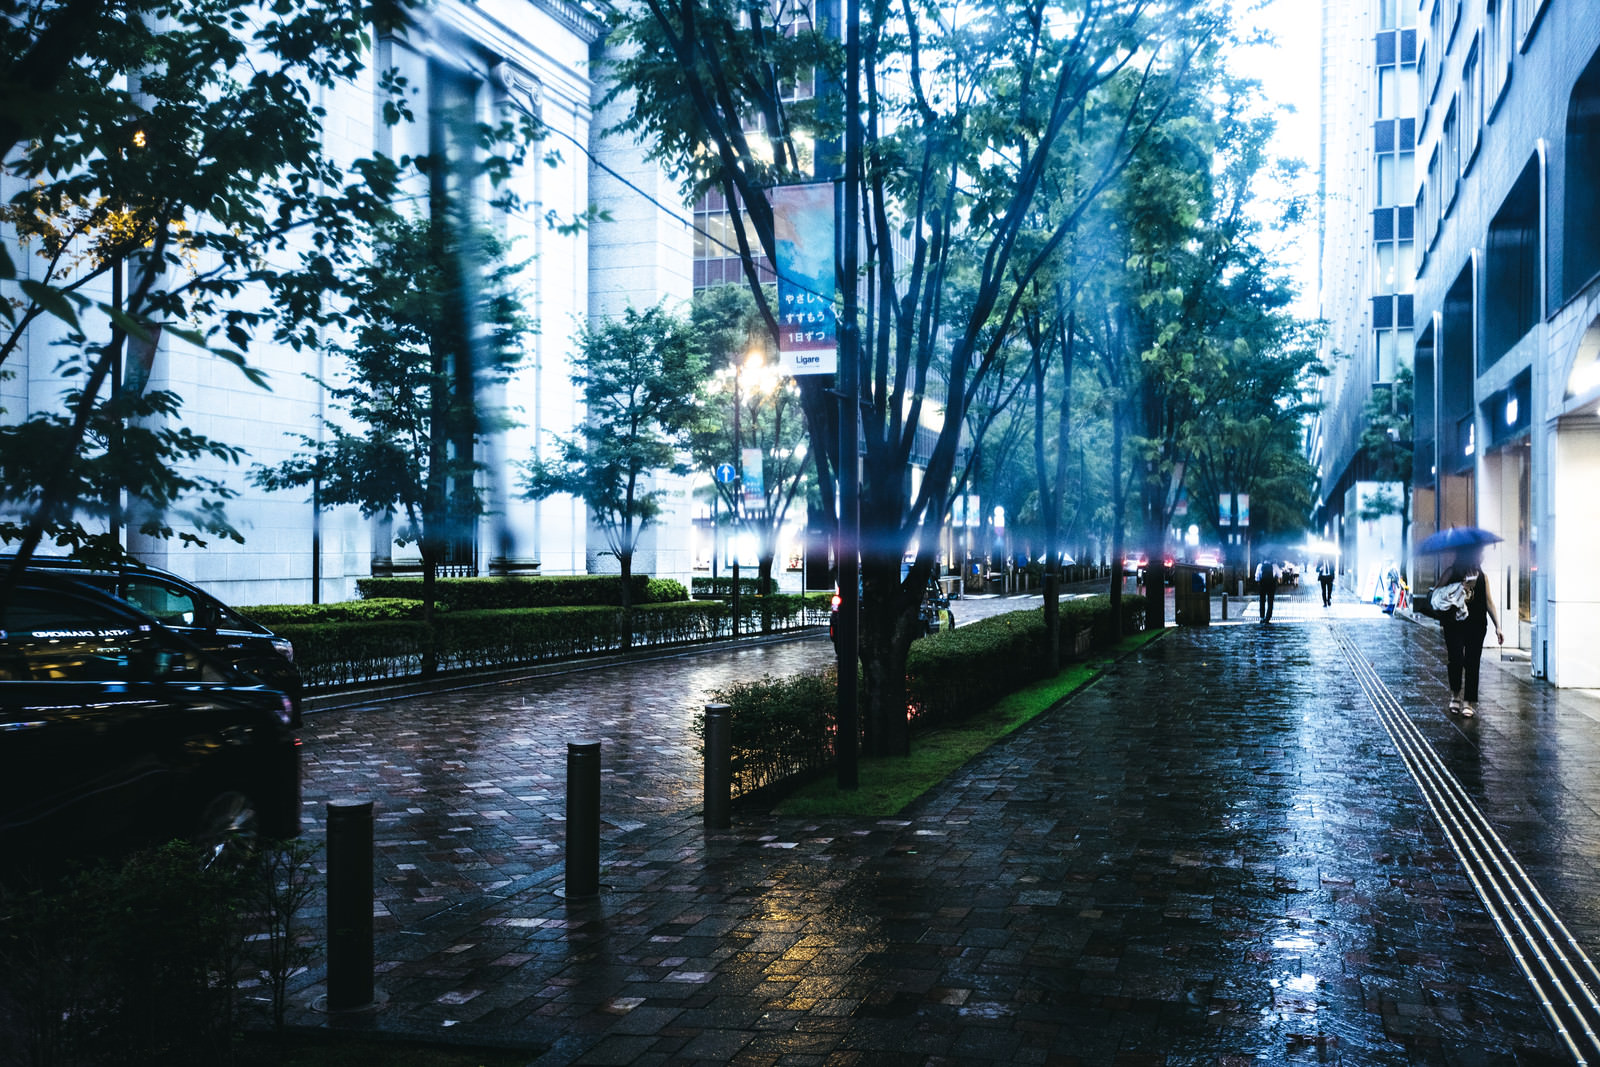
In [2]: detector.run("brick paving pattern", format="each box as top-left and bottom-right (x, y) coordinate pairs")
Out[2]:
(282, 590), (1600, 1064)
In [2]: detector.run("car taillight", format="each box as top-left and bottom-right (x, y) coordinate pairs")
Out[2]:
(831, 594), (841, 611)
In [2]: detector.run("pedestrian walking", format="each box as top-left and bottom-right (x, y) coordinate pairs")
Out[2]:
(1316, 559), (1335, 607)
(1431, 545), (1503, 717)
(1255, 560), (1279, 622)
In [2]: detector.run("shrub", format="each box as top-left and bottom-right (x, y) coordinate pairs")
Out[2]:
(702, 671), (838, 797)
(645, 577), (689, 603)
(278, 595), (828, 689)
(354, 574), (650, 609)
(691, 576), (777, 597)
(238, 598), (426, 626)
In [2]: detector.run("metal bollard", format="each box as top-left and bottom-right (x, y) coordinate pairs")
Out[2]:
(566, 741), (601, 898)
(703, 703), (731, 830)
(1221, 593), (1228, 621)
(326, 799), (375, 1011)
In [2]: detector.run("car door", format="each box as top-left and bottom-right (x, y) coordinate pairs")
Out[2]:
(0, 591), (173, 852)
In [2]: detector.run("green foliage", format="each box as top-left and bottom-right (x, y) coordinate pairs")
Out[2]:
(700, 595), (1145, 802)
(354, 575), (650, 610)
(644, 577), (689, 603)
(1, 839), (323, 1064)
(604, 0), (1222, 746)
(906, 596), (1137, 726)
(251, 214), (532, 567)
(701, 672), (838, 798)
(239, 598), (427, 626)
(0, 0), (417, 568)
(1, 842), (242, 1066)
(275, 598), (824, 688)
(691, 576), (779, 597)
(521, 304), (706, 594)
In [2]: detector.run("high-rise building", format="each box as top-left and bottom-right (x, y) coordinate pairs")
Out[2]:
(1311, 0), (1419, 604)
(1, 0), (700, 604)
(1409, 0), (1600, 685)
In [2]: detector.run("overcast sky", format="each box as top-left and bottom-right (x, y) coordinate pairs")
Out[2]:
(1236, 0), (1324, 317)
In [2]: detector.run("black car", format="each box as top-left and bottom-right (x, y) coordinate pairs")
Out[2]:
(1, 573), (300, 868)
(4, 554), (303, 725)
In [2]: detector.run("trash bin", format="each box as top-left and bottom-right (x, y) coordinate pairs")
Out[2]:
(1173, 562), (1211, 626)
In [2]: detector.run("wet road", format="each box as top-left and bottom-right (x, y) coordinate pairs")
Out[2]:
(288, 592), (1600, 1063)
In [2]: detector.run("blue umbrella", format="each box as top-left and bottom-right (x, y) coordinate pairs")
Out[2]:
(1416, 526), (1503, 554)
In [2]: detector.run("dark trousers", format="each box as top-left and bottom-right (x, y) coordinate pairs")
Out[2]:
(1258, 581), (1277, 621)
(1319, 575), (1333, 606)
(1443, 618), (1488, 701)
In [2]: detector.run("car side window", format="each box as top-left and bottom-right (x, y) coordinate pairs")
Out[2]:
(1, 599), (145, 682)
(122, 578), (200, 628)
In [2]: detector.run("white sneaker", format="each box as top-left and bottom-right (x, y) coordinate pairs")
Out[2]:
(1448, 698), (1462, 714)
(1460, 703), (1475, 718)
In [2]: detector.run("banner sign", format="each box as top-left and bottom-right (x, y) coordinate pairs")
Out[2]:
(741, 448), (764, 508)
(772, 182), (836, 376)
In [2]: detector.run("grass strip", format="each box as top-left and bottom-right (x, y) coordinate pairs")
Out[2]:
(774, 626), (1168, 818)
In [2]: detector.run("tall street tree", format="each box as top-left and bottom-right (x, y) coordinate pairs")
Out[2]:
(522, 304), (706, 649)
(252, 214), (531, 647)
(607, 0), (1222, 757)
(0, 0), (422, 599)
(688, 285), (810, 630)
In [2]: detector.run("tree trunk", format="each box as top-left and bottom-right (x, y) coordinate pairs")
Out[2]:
(420, 540), (440, 678)
(758, 554), (775, 633)
(619, 551), (635, 652)
(859, 558), (914, 759)
(1107, 408), (1126, 623)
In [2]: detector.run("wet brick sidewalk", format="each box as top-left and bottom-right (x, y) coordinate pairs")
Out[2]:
(282, 593), (1599, 1064)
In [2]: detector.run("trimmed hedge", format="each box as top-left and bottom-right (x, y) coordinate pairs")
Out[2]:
(239, 598), (426, 626)
(354, 575), (651, 610)
(692, 576), (778, 597)
(275, 596), (830, 690)
(645, 578), (689, 603)
(711, 594), (1146, 798)
(700, 672), (838, 798)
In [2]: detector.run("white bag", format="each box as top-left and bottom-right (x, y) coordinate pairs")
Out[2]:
(1429, 581), (1468, 620)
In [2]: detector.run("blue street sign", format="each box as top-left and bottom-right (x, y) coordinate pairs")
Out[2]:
(714, 463), (737, 484)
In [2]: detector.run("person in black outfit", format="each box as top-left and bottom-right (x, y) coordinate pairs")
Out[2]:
(1256, 560), (1279, 622)
(1316, 559), (1335, 607)
(1439, 546), (1504, 717)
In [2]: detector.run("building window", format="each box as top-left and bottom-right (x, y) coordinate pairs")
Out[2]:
(1561, 46), (1600, 304)
(1376, 242), (1397, 293)
(1418, 41), (1430, 126)
(1441, 99), (1460, 213)
(1462, 38), (1482, 165)
(1427, 0), (1444, 99)
(1376, 329), (1401, 383)
(1397, 239), (1415, 293)
(1399, 60), (1418, 118)
(1484, 0), (1511, 114)
(1423, 147), (1440, 248)
(1517, 0), (1549, 49)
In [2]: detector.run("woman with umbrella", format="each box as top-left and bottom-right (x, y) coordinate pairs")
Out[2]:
(1420, 527), (1505, 717)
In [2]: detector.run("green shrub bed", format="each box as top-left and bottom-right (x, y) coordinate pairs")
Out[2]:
(353, 574), (663, 609)
(272, 594), (831, 690)
(691, 576), (778, 598)
(707, 594), (1145, 798)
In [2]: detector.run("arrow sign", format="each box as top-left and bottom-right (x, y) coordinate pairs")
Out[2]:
(714, 463), (737, 485)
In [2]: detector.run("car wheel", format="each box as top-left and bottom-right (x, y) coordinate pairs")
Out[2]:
(195, 790), (259, 868)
